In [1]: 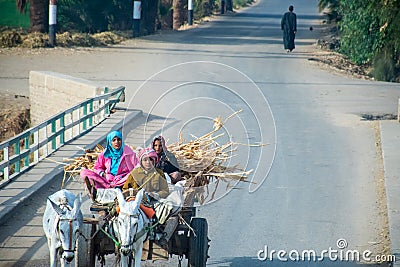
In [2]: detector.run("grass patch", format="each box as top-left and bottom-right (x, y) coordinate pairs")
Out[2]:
(0, 0), (29, 28)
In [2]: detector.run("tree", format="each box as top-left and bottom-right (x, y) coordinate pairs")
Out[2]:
(173, 0), (185, 30)
(17, 0), (48, 32)
(141, 0), (159, 34)
(226, 0), (232, 12)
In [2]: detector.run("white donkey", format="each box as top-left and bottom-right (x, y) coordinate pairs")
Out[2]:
(114, 188), (149, 267)
(43, 189), (83, 267)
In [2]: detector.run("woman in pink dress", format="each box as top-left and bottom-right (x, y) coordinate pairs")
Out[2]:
(80, 131), (139, 191)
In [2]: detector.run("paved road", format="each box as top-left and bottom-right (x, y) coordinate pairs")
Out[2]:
(1, 0), (400, 266)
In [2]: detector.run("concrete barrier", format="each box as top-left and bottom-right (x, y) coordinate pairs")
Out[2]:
(29, 71), (104, 126)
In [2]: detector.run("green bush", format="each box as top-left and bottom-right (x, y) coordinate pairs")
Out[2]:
(372, 46), (397, 82)
(233, 0), (253, 9)
(322, 0), (400, 81)
(194, 0), (218, 19)
(57, 0), (132, 33)
(338, 0), (383, 64)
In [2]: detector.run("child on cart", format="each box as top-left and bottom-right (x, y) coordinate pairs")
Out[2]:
(123, 147), (181, 249)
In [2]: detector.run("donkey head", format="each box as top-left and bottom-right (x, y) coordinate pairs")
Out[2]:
(114, 189), (144, 256)
(48, 194), (82, 263)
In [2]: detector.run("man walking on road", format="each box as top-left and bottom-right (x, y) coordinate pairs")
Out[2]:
(281, 5), (297, 52)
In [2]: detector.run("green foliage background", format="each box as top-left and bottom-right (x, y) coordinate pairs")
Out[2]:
(0, 0), (29, 27)
(321, 0), (400, 81)
(3, 0), (397, 81)
(57, 0), (132, 33)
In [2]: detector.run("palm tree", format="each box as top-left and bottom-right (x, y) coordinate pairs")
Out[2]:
(17, 0), (48, 32)
(173, 0), (185, 30)
(140, 0), (159, 34)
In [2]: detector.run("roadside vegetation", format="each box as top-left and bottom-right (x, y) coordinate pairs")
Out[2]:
(0, 0), (253, 48)
(319, 0), (400, 82)
(1, 0), (398, 82)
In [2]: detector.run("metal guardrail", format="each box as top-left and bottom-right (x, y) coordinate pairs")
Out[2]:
(0, 86), (125, 187)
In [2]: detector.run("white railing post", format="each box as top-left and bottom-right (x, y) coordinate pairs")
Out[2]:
(3, 146), (9, 181)
(33, 130), (39, 164)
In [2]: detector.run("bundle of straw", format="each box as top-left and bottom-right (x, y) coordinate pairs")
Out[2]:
(62, 144), (104, 186)
(172, 111), (253, 174)
(167, 110), (256, 204)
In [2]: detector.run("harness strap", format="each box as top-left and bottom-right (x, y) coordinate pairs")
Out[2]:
(100, 227), (121, 247)
(56, 218), (77, 253)
(79, 227), (101, 242)
(134, 221), (159, 242)
(69, 220), (73, 251)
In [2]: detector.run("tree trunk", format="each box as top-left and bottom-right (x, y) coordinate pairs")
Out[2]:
(142, 0), (159, 34)
(29, 0), (48, 32)
(173, 0), (184, 30)
(226, 0), (233, 12)
(159, 0), (173, 29)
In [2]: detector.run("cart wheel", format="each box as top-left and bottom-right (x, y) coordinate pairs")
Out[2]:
(188, 217), (209, 267)
(75, 223), (95, 267)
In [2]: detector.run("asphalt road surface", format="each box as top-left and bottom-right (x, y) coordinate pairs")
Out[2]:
(1, 0), (400, 266)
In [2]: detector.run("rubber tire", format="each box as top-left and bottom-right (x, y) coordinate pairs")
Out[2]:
(75, 223), (95, 267)
(188, 217), (209, 267)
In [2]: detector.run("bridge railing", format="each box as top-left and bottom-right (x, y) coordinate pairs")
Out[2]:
(0, 86), (125, 188)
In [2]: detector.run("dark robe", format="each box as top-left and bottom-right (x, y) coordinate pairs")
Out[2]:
(156, 151), (179, 175)
(281, 11), (297, 51)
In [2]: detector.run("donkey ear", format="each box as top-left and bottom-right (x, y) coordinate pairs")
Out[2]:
(48, 197), (65, 215)
(115, 189), (126, 206)
(72, 193), (82, 215)
(135, 188), (145, 204)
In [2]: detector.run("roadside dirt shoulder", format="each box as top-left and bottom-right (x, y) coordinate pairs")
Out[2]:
(0, 93), (30, 142)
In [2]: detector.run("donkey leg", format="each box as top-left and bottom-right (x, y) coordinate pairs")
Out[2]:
(49, 242), (58, 267)
(134, 244), (144, 267)
(119, 254), (131, 267)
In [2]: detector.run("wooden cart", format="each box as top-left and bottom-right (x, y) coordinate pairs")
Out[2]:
(75, 193), (210, 267)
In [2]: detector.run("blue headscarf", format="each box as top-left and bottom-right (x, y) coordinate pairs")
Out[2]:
(103, 131), (124, 176)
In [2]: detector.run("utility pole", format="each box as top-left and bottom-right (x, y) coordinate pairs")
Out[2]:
(133, 0), (141, 37)
(49, 0), (57, 46)
(188, 0), (193, 25)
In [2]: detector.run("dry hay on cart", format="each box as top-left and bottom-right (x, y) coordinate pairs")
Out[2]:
(63, 111), (265, 204)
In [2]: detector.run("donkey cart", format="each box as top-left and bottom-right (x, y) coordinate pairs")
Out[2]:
(74, 189), (210, 267)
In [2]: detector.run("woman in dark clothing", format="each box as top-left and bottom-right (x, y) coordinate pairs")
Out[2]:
(281, 5), (297, 52)
(152, 135), (183, 184)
